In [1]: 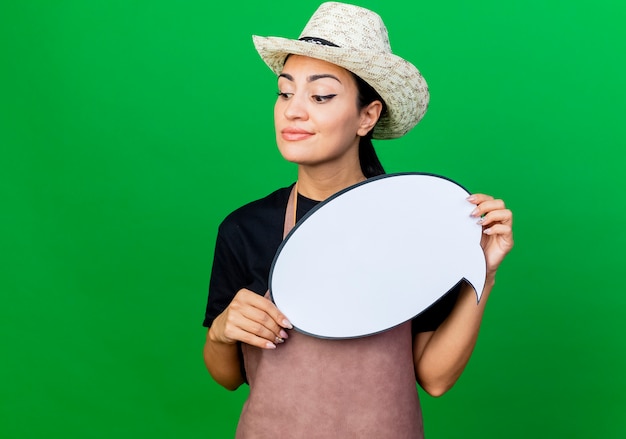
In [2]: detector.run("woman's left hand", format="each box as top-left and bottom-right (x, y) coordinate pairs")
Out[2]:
(467, 193), (514, 278)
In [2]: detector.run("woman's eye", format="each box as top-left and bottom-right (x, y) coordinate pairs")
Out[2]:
(277, 91), (293, 99)
(313, 94), (337, 103)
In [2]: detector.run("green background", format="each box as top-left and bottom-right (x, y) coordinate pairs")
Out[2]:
(1, 0), (625, 437)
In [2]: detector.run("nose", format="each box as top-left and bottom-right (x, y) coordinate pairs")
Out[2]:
(282, 93), (308, 121)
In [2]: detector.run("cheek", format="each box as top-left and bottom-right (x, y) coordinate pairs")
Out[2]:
(327, 112), (360, 139)
(273, 101), (281, 123)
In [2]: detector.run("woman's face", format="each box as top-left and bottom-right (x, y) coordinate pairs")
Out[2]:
(274, 55), (371, 169)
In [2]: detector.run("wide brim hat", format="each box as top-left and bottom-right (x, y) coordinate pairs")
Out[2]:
(252, 1), (429, 140)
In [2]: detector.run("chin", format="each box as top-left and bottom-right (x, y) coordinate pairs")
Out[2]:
(280, 155), (314, 166)
(277, 145), (313, 165)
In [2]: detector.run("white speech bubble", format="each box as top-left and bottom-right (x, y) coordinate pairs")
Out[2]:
(269, 173), (486, 339)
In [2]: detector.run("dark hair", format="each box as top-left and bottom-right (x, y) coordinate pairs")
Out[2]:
(352, 73), (388, 178)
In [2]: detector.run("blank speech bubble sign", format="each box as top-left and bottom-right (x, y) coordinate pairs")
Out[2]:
(269, 173), (486, 339)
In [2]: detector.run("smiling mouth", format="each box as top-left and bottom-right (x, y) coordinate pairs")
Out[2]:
(281, 128), (314, 141)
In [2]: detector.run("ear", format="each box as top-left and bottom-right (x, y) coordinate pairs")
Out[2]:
(357, 100), (383, 137)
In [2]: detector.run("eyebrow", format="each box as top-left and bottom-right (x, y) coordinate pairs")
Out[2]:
(279, 73), (342, 84)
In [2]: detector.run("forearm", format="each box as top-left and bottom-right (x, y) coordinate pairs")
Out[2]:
(414, 277), (495, 396)
(203, 327), (245, 391)
(414, 192), (514, 396)
(202, 287), (294, 390)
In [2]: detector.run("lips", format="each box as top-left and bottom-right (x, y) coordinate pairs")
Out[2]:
(281, 128), (314, 141)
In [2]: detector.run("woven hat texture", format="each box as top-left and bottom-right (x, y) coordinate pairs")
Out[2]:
(252, 2), (429, 139)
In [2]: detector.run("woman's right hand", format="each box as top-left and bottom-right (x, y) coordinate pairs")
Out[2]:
(208, 288), (293, 349)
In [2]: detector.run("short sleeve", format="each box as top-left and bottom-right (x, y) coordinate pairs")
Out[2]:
(411, 281), (462, 335)
(201, 186), (293, 328)
(203, 224), (248, 328)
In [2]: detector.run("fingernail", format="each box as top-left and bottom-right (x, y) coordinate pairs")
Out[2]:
(477, 217), (484, 225)
(470, 208), (479, 217)
(274, 336), (285, 344)
(266, 342), (277, 349)
(466, 195), (476, 202)
(282, 319), (293, 329)
(279, 329), (289, 339)
(483, 228), (492, 235)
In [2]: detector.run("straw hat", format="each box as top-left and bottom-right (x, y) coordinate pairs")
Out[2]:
(252, 2), (429, 140)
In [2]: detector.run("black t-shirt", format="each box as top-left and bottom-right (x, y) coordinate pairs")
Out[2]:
(203, 184), (460, 336)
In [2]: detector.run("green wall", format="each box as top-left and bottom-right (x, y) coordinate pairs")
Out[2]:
(1, 0), (625, 437)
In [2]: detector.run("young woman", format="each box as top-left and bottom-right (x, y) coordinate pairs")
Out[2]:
(203, 3), (513, 437)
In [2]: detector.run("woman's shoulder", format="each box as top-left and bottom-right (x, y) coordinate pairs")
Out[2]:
(218, 184), (294, 232)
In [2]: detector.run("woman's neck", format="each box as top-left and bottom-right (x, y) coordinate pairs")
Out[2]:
(296, 164), (366, 201)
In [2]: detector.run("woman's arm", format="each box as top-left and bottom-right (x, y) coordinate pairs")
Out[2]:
(203, 329), (244, 391)
(203, 288), (293, 390)
(413, 193), (513, 396)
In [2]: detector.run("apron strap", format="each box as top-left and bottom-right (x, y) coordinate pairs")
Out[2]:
(283, 183), (297, 239)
